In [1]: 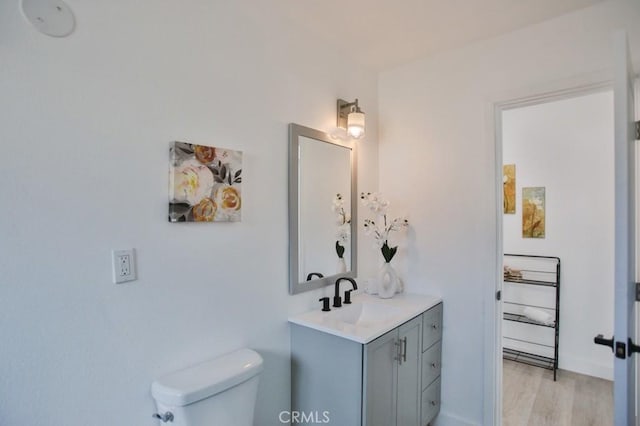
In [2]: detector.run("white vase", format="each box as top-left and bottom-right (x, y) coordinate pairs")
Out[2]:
(363, 277), (378, 294)
(336, 257), (347, 274)
(378, 262), (399, 299)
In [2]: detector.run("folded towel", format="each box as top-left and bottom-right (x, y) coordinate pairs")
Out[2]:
(523, 307), (554, 326)
(503, 265), (523, 280)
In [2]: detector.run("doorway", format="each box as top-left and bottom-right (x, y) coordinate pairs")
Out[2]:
(498, 90), (615, 425)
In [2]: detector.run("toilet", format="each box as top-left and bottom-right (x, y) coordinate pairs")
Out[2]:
(151, 348), (263, 425)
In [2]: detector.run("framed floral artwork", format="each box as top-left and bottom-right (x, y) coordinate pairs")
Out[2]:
(522, 187), (545, 238)
(169, 142), (242, 222)
(503, 164), (516, 214)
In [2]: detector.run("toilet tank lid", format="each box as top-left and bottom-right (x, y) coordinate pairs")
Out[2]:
(151, 348), (263, 407)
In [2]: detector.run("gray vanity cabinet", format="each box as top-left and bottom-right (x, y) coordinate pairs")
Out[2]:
(291, 303), (442, 426)
(364, 315), (423, 426)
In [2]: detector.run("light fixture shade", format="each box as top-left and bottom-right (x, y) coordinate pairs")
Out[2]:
(347, 111), (365, 139)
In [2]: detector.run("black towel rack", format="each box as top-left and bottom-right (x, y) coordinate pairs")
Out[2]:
(502, 254), (561, 381)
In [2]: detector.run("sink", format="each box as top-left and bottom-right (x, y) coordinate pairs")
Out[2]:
(289, 292), (442, 343)
(328, 302), (404, 327)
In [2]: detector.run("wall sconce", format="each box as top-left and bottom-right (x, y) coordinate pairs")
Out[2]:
(337, 98), (365, 139)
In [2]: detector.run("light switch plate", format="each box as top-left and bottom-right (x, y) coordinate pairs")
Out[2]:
(112, 249), (136, 284)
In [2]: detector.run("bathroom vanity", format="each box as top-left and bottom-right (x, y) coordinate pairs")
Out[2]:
(289, 293), (442, 426)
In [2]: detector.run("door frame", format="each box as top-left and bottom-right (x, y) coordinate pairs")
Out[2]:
(485, 75), (614, 426)
(636, 76), (640, 426)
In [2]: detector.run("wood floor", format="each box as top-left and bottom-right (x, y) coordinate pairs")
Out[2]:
(502, 360), (613, 426)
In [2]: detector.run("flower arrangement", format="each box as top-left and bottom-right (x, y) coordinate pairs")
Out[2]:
(332, 193), (351, 259)
(360, 192), (409, 263)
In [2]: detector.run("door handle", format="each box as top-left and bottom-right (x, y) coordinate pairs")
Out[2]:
(401, 337), (407, 363)
(594, 334), (614, 352)
(629, 338), (640, 356)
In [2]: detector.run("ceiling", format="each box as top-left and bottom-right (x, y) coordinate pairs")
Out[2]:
(261, 0), (604, 71)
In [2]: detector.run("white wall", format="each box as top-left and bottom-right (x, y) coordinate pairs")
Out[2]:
(502, 91), (615, 380)
(0, 2), (379, 425)
(378, 1), (640, 424)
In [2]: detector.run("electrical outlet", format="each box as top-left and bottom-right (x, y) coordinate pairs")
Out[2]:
(119, 254), (131, 276)
(112, 249), (136, 284)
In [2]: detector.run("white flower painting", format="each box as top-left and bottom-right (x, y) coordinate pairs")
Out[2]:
(169, 142), (242, 222)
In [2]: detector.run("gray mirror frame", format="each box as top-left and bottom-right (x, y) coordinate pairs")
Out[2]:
(288, 123), (357, 295)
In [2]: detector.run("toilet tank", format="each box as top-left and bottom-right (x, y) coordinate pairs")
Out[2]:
(151, 349), (263, 426)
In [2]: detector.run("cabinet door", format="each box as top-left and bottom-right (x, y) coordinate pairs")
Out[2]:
(364, 329), (398, 426)
(397, 316), (422, 426)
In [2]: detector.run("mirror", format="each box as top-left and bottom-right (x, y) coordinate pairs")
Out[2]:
(289, 123), (357, 294)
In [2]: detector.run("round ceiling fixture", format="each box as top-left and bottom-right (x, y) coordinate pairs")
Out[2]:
(21, 0), (75, 38)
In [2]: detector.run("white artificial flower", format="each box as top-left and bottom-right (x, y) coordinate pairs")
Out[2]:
(361, 192), (390, 215)
(331, 197), (343, 213)
(336, 224), (350, 244)
(363, 219), (375, 236)
(333, 193), (352, 258)
(333, 193), (349, 225)
(360, 192), (410, 262)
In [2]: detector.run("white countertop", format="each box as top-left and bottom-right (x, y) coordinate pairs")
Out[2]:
(288, 292), (441, 344)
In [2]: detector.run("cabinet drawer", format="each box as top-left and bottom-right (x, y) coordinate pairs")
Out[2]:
(422, 303), (442, 351)
(421, 376), (441, 426)
(421, 341), (441, 389)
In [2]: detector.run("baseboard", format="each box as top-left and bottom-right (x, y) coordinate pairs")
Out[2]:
(558, 355), (613, 381)
(433, 411), (482, 426)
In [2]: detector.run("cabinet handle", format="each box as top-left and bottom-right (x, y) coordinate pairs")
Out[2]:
(431, 323), (438, 330)
(394, 340), (403, 364)
(431, 362), (437, 369)
(401, 337), (407, 363)
(430, 400), (438, 407)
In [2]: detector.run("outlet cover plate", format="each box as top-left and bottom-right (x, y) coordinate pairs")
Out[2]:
(112, 249), (136, 284)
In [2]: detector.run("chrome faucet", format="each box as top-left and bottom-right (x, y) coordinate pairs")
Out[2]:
(334, 277), (358, 308)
